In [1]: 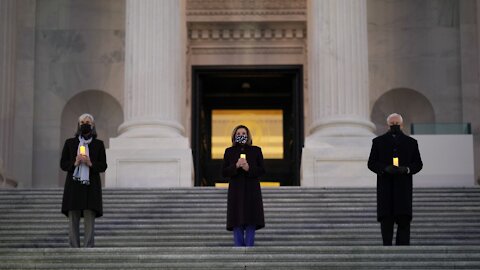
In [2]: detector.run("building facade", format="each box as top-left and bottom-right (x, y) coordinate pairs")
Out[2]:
(0, 0), (478, 188)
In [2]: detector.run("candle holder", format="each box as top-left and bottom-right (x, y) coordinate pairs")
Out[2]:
(80, 146), (86, 156)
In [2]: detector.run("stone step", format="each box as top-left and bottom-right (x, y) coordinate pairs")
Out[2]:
(0, 246), (479, 269)
(2, 200), (480, 207)
(1, 214), (477, 221)
(1, 238), (477, 247)
(1, 190), (479, 197)
(3, 240), (480, 249)
(0, 210), (476, 215)
(0, 234), (479, 243)
(2, 217), (479, 225)
(1, 187), (478, 191)
(1, 195), (477, 200)
(1, 222), (479, 230)
(2, 227), (478, 234)
(1, 191), (479, 197)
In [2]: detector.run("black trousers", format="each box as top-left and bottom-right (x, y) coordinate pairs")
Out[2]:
(380, 216), (410, 246)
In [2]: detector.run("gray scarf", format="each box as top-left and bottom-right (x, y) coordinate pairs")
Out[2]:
(72, 136), (92, 185)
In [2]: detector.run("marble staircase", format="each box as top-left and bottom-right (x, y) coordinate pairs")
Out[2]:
(0, 187), (479, 269)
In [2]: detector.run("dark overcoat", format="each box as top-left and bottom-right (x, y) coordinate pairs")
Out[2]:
(368, 131), (423, 222)
(223, 144), (265, 231)
(61, 137), (107, 218)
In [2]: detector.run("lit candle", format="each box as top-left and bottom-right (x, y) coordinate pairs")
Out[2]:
(80, 146), (86, 156)
(240, 154), (246, 159)
(393, 157), (399, 167)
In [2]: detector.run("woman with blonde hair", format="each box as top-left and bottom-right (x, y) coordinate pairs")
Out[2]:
(60, 113), (107, 247)
(222, 125), (265, 247)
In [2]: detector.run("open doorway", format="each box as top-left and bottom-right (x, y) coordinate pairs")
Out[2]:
(192, 66), (303, 186)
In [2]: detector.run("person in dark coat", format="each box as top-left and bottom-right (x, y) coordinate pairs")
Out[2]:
(368, 113), (423, 246)
(61, 113), (107, 247)
(223, 125), (265, 247)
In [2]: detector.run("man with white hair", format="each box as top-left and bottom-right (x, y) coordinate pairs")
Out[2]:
(368, 113), (423, 245)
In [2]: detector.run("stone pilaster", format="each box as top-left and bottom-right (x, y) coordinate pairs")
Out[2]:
(302, 0), (375, 187)
(0, 0), (17, 187)
(107, 0), (193, 187)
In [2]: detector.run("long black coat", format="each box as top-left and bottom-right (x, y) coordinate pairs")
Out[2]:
(61, 137), (107, 218)
(368, 131), (423, 222)
(223, 144), (265, 231)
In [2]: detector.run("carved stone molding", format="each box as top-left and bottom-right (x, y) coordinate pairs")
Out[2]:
(187, 10), (305, 16)
(186, 0), (306, 21)
(188, 22), (306, 41)
(187, 0), (306, 10)
(191, 47), (304, 55)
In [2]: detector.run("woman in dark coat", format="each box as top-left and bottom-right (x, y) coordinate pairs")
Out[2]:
(61, 113), (107, 248)
(223, 125), (265, 247)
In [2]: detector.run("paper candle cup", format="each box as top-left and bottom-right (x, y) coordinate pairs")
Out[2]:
(393, 157), (399, 167)
(80, 146), (86, 156)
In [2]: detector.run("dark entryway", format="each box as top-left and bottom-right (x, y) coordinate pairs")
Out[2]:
(192, 66), (303, 186)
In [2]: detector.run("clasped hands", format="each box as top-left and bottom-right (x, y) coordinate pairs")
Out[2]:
(384, 165), (408, 175)
(75, 154), (92, 167)
(236, 157), (249, 171)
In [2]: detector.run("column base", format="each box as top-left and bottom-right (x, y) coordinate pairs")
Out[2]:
(1, 176), (18, 188)
(309, 116), (376, 137)
(106, 137), (193, 188)
(301, 136), (375, 187)
(117, 120), (185, 138)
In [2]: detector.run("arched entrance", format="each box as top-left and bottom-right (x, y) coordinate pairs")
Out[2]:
(60, 90), (123, 186)
(371, 88), (435, 135)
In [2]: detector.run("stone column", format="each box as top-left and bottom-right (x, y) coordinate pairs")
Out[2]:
(302, 0), (375, 187)
(106, 0), (193, 187)
(0, 0), (17, 188)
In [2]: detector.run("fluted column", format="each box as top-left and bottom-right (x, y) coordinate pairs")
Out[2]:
(107, 0), (193, 187)
(119, 0), (186, 138)
(302, 0), (375, 187)
(307, 0), (374, 137)
(0, 0), (16, 186)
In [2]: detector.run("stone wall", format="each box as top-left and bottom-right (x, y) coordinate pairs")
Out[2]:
(31, 0), (125, 187)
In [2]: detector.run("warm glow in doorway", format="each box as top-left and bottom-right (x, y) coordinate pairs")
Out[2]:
(211, 109), (284, 159)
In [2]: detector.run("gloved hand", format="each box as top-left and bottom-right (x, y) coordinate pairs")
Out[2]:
(384, 165), (398, 174)
(397, 166), (409, 174)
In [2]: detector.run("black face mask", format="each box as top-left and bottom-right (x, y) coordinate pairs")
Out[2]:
(390, 125), (401, 135)
(235, 135), (248, 145)
(80, 124), (92, 135)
